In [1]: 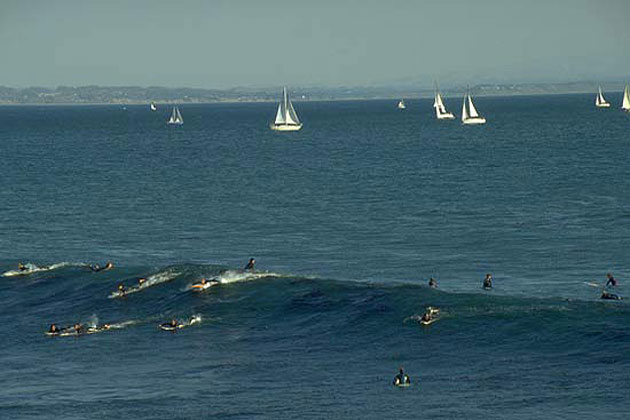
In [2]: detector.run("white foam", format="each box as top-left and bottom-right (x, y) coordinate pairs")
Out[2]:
(212, 269), (280, 285)
(2, 261), (85, 277)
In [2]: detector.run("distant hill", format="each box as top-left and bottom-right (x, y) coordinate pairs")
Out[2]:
(0, 82), (623, 104)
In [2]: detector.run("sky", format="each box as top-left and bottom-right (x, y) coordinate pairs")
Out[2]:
(1, 0), (629, 89)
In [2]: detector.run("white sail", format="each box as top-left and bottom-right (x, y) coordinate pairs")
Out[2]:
(274, 102), (286, 125)
(286, 98), (300, 125)
(168, 107), (177, 123)
(461, 94), (469, 122)
(623, 84), (630, 111)
(398, 100), (406, 109)
(433, 92), (444, 110)
(150, 102), (157, 111)
(175, 107), (183, 123)
(467, 95), (480, 118)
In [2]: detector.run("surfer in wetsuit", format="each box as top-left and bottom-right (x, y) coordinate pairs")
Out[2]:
(73, 323), (85, 335)
(138, 278), (147, 286)
(601, 290), (622, 300)
(117, 283), (126, 296)
(606, 273), (618, 287)
(428, 277), (437, 288)
(161, 319), (178, 330)
(90, 262), (114, 272)
(421, 311), (432, 323)
(18, 262), (28, 271)
(244, 258), (255, 271)
(483, 273), (493, 289)
(393, 368), (411, 386)
(48, 324), (61, 335)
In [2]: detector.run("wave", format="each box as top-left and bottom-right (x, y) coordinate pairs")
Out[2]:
(109, 267), (181, 298)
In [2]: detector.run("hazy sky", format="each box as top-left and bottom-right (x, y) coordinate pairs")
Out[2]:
(1, 0), (629, 88)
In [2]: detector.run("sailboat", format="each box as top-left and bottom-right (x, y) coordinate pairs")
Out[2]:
(397, 99), (406, 109)
(150, 102), (157, 111)
(595, 86), (610, 108)
(622, 84), (630, 112)
(433, 86), (455, 119)
(270, 87), (302, 131)
(167, 106), (183, 125)
(461, 89), (486, 125)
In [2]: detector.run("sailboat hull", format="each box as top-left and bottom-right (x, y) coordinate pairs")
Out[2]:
(437, 113), (455, 120)
(270, 124), (303, 132)
(595, 103), (611, 108)
(462, 117), (486, 125)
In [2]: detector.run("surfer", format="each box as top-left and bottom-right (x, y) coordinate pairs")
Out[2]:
(138, 278), (147, 286)
(421, 311), (433, 323)
(18, 262), (28, 271)
(160, 319), (178, 331)
(428, 277), (437, 288)
(244, 258), (255, 271)
(601, 291), (622, 300)
(393, 368), (411, 386)
(483, 273), (493, 289)
(117, 283), (126, 296)
(48, 324), (61, 335)
(89, 262), (114, 272)
(73, 323), (85, 335)
(605, 273), (617, 287)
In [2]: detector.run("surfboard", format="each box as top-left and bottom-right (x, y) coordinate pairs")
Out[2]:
(191, 282), (217, 291)
(159, 324), (177, 331)
(420, 318), (438, 326)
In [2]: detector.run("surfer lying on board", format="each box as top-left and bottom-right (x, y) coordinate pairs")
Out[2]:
(393, 368), (411, 386)
(160, 319), (179, 330)
(89, 262), (114, 272)
(483, 273), (493, 289)
(18, 262), (45, 271)
(601, 291), (622, 300)
(420, 307), (439, 322)
(606, 273), (618, 287)
(244, 258), (256, 271)
(428, 277), (437, 288)
(117, 283), (126, 296)
(48, 324), (63, 335)
(138, 278), (147, 286)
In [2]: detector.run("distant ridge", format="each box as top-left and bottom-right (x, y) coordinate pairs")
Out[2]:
(0, 81), (626, 105)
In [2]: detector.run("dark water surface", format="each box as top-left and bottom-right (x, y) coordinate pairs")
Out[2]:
(1, 95), (629, 419)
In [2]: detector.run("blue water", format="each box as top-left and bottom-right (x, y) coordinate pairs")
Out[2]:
(1, 94), (629, 419)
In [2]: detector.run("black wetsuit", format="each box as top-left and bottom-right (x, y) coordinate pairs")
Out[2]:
(393, 373), (410, 385)
(429, 278), (437, 288)
(606, 277), (617, 287)
(601, 292), (621, 300)
(483, 279), (492, 288)
(244, 261), (255, 270)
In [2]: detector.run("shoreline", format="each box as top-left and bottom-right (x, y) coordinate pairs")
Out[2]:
(0, 89), (615, 106)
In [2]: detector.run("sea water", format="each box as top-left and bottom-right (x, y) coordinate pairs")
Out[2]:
(1, 95), (629, 419)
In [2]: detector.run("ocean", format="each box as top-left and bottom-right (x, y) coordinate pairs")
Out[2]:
(1, 94), (629, 419)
